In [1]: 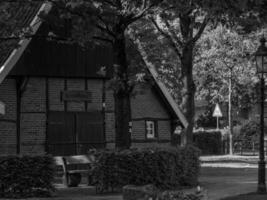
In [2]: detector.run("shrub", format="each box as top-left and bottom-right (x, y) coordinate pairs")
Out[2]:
(195, 109), (217, 128)
(0, 155), (55, 198)
(236, 120), (263, 142)
(159, 190), (205, 200)
(193, 131), (222, 155)
(123, 184), (158, 200)
(123, 184), (206, 200)
(91, 145), (200, 192)
(233, 120), (267, 151)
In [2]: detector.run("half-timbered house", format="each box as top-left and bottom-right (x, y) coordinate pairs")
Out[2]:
(0, 1), (187, 156)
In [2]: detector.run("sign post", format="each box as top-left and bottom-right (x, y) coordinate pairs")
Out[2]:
(212, 103), (222, 130)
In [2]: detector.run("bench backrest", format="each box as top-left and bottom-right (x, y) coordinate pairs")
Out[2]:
(53, 156), (66, 174)
(63, 155), (95, 165)
(54, 156), (65, 166)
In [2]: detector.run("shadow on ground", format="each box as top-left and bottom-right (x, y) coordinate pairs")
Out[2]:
(220, 192), (267, 200)
(200, 167), (260, 200)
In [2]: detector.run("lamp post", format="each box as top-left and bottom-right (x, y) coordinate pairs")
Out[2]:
(255, 37), (267, 194)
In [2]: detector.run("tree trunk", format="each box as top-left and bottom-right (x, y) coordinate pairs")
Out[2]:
(228, 71), (233, 155)
(113, 32), (132, 149)
(180, 44), (195, 146)
(179, 16), (196, 146)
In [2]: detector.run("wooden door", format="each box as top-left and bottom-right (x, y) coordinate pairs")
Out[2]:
(76, 112), (105, 154)
(47, 112), (105, 156)
(47, 112), (76, 156)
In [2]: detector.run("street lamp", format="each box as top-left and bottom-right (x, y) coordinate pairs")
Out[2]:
(255, 36), (267, 194)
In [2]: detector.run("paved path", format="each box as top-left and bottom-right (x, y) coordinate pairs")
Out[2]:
(199, 167), (261, 200)
(200, 155), (262, 168)
(201, 162), (260, 168)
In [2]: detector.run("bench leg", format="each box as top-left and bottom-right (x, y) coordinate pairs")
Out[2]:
(63, 173), (69, 187)
(88, 173), (93, 186)
(67, 173), (82, 187)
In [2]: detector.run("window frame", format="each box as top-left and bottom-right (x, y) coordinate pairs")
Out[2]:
(145, 120), (158, 140)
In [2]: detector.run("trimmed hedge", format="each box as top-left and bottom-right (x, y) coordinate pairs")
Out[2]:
(193, 131), (222, 155)
(0, 155), (55, 198)
(91, 145), (200, 192)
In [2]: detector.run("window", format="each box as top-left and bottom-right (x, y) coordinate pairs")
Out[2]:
(146, 120), (157, 139)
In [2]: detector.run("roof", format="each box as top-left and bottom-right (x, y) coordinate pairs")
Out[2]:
(9, 38), (114, 78)
(132, 38), (188, 128)
(0, 1), (52, 83)
(0, 1), (43, 66)
(0, 1), (113, 79)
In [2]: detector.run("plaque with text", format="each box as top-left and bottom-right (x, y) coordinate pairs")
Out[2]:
(62, 91), (92, 102)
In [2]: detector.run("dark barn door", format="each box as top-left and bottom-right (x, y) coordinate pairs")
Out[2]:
(47, 112), (105, 156)
(76, 112), (104, 154)
(47, 112), (76, 156)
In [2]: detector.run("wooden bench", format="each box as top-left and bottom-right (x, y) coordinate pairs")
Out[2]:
(54, 155), (95, 187)
(53, 156), (65, 176)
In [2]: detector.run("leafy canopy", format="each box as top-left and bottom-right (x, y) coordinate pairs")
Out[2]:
(195, 24), (265, 110)
(43, 0), (163, 45)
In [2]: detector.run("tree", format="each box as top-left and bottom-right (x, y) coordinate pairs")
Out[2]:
(195, 24), (262, 154)
(42, 0), (162, 149)
(131, 0), (267, 146)
(138, 0), (245, 145)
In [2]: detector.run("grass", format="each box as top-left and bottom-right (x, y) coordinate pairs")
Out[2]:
(221, 192), (267, 200)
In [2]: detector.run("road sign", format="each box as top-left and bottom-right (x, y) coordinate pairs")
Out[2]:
(212, 103), (222, 117)
(0, 101), (5, 115)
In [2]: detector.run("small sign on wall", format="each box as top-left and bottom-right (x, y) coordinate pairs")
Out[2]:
(0, 101), (5, 115)
(61, 91), (92, 102)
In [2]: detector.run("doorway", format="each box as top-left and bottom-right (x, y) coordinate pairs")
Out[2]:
(47, 111), (105, 156)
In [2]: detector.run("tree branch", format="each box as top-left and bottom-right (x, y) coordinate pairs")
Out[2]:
(102, 0), (117, 7)
(124, 8), (150, 26)
(94, 23), (109, 33)
(163, 18), (183, 47)
(190, 15), (209, 45)
(115, 0), (122, 10)
(47, 0), (87, 20)
(93, 36), (113, 44)
(142, 0), (148, 10)
(221, 59), (234, 71)
(150, 17), (182, 59)
(96, 15), (116, 37)
(125, 1), (163, 26)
